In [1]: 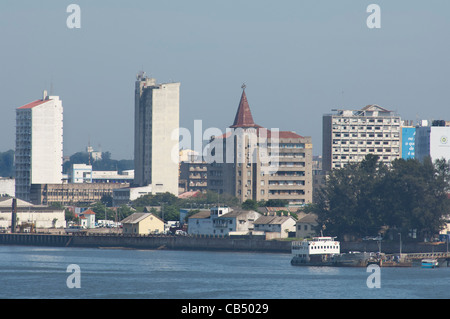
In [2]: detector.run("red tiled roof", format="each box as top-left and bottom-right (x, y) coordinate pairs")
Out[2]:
(17, 99), (50, 109)
(82, 209), (96, 215)
(178, 191), (201, 199)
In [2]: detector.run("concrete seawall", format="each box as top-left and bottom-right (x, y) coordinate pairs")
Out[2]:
(0, 233), (448, 254)
(0, 233), (291, 253)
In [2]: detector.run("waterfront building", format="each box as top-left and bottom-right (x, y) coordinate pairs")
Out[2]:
(206, 87), (313, 205)
(187, 206), (262, 236)
(0, 197), (66, 229)
(121, 212), (165, 235)
(134, 72), (180, 196)
(253, 215), (296, 239)
(415, 120), (450, 163)
(295, 213), (318, 239)
(322, 105), (401, 172)
(15, 91), (63, 201)
(75, 209), (96, 229)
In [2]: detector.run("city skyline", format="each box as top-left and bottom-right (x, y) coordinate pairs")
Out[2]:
(1, 1), (450, 160)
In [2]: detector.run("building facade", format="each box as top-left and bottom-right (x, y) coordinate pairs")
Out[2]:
(206, 88), (312, 205)
(30, 182), (129, 206)
(179, 160), (208, 193)
(134, 72), (180, 196)
(253, 215), (297, 239)
(0, 197), (66, 229)
(187, 206), (262, 236)
(415, 120), (450, 163)
(322, 105), (401, 172)
(121, 212), (165, 235)
(15, 91), (63, 201)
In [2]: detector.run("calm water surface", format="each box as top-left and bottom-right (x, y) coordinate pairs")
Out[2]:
(0, 245), (449, 299)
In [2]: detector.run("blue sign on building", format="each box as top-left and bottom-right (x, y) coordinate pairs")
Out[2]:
(402, 127), (416, 159)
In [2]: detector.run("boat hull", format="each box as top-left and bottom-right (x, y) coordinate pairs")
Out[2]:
(421, 259), (439, 268)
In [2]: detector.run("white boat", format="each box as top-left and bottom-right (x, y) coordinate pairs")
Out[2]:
(291, 237), (340, 266)
(421, 258), (439, 268)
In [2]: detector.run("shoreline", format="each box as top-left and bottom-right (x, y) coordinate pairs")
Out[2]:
(1, 233), (449, 255)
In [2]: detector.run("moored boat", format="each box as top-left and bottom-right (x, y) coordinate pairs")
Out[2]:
(421, 258), (439, 268)
(291, 237), (340, 266)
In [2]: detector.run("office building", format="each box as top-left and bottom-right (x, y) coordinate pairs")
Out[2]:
(415, 120), (450, 163)
(134, 72), (180, 195)
(322, 105), (401, 172)
(15, 91), (63, 201)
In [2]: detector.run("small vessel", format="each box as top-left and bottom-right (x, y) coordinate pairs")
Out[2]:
(421, 258), (439, 268)
(291, 237), (340, 266)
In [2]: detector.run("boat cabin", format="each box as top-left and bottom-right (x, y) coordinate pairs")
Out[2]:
(292, 237), (340, 256)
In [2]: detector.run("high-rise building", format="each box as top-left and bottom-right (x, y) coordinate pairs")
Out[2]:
(415, 120), (450, 163)
(133, 72), (180, 195)
(15, 91), (63, 201)
(322, 105), (401, 172)
(206, 87), (313, 205)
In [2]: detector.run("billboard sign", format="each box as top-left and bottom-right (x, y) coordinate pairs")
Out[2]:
(402, 127), (415, 159)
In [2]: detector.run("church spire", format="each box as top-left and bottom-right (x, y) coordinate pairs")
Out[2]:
(230, 84), (260, 128)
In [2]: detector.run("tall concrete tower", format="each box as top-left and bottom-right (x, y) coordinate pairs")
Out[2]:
(134, 72), (180, 195)
(15, 91), (63, 201)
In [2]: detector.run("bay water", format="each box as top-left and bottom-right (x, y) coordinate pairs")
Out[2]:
(0, 245), (449, 299)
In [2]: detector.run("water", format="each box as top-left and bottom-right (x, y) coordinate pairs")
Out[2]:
(0, 245), (449, 299)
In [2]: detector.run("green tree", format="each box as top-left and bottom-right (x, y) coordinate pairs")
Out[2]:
(312, 155), (450, 241)
(0, 150), (15, 177)
(241, 199), (258, 211)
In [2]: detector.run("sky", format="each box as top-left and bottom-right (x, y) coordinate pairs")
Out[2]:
(1, 0), (449, 160)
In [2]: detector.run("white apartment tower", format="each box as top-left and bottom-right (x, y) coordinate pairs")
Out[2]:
(322, 105), (401, 172)
(134, 72), (180, 195)
(15, 91), (63, 201)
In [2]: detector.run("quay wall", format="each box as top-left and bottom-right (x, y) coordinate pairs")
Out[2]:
(0, 233), (290, 253)
(0, 233), (448, 254)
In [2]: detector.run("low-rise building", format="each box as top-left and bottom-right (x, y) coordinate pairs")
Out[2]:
(75, 209), (96, 229)
(187, 206), (262, 236)
(0, 197), (66, 229)
(253, 215), (296, 239)
(121, 212), (164, 235)
(295, 214), (318, 239)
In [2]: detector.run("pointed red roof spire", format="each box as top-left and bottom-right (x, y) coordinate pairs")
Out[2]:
(230, 84), (260, 128)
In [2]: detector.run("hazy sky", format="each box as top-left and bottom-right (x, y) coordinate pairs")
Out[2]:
(1, 0), (449, 160)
